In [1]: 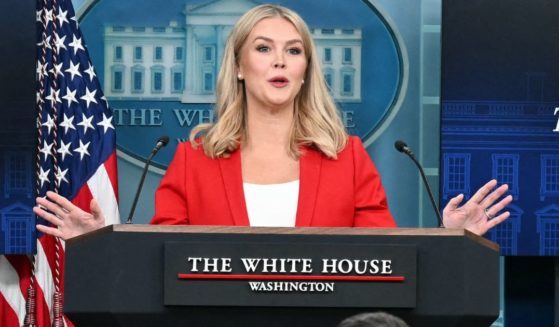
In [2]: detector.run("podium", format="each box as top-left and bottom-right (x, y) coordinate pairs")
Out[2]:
(64, 225), (500, 326)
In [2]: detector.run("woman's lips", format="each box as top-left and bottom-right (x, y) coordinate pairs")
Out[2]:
(268, 76), (289, 88)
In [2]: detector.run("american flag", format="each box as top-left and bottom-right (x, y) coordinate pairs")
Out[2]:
(0, 0), (120, 325)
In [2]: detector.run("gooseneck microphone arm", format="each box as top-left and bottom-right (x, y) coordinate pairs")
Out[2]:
(126, 136), (170, 224)
(394, 140), (444, 227)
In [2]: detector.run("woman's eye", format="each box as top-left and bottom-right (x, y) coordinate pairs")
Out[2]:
(288, 47), (302, 55)
(256, 45), (270, 53)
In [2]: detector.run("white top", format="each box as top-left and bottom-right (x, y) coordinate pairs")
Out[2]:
(243, 180), (300, 227)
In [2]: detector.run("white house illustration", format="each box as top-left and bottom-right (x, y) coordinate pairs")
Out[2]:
(1, 202), (34, 253)
(103, 0), (362, 103)
(536, 204), (559, 255)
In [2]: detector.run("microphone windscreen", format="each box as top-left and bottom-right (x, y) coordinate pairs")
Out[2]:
(158, 135), (170, 147)
(394, 140), (407, 153)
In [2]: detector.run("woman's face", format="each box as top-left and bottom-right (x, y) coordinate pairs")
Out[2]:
(238, 17), (308, 112)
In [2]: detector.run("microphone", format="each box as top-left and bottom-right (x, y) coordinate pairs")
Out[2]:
(394, 140), (444, 227)
(153, 135), (169, 152)
(126, 136), (170, 224)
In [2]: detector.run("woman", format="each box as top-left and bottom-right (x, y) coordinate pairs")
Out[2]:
(35, 4), (512, 239)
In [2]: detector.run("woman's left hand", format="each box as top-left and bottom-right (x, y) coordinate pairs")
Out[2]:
(442, 179), (513, 236)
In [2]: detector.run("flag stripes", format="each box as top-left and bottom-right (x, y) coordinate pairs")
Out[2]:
(0, 0), (119, 325)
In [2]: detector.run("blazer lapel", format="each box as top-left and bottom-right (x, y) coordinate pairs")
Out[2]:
(218, 149), (250, 226)
(296, 147), (322, 226)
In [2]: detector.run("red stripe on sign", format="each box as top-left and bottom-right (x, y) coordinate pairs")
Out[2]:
(178, 274), (405, 282)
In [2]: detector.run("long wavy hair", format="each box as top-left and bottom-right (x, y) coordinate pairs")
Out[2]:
(190, 4), (348, 159)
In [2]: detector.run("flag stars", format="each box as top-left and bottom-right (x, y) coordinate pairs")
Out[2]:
(56, 9), (69, 26)
(68, 35), (85, 55)
(74, 140), (91, 160)
(65, 61), (81, 81)
(57, 140), (73, 161)
(55, 167), (70, 185)
(80, 87), (98, 108)
(54, 33), (67, 53)
(98, 113), (115, 134)
(59, 113), (76, 134)
(36, 61), (47, 77)
(34, 1), (118, 201)
(39, 141), (54, 161)
(45, 88), (61, 106)
(62, 87), (78, 107)
(49, 62), (64, 78)
(42, 115), (55, 134)
(70, 14), (79, 28)
(84, 63), (96, 81)
(36, 91), (45, 105)
(101, 95), (109, 106)
(38, 167), (51, 187)
(38, 35), (52, 49)
(44, 9), (53, 25)
(78, 113), (95, 134)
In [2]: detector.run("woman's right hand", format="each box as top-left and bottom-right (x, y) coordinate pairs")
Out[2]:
(34, 191), (106, 240)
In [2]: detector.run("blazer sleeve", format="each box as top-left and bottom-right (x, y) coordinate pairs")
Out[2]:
(150, 142), (189, 225)
(351, 137), (397, 227)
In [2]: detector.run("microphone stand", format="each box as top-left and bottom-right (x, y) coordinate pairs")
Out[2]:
(126, 136), (169, 224)
(395, 140), (444, 227)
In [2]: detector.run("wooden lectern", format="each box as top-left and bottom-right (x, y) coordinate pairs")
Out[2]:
(64, 225), (499, 326)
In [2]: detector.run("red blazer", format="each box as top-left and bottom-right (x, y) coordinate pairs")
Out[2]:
(150, 136), (396, 227)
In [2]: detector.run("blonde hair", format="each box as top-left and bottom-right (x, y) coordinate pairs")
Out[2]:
(190, 4), (348, 159)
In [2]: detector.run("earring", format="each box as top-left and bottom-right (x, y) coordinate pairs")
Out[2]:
(238, 73), (243, 80)
(302, 79), (305, 84)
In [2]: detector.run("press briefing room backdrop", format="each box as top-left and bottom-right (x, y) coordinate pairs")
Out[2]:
(1, 0), (558, 326)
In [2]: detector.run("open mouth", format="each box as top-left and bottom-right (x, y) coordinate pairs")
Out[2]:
(268, 76), (289, 87)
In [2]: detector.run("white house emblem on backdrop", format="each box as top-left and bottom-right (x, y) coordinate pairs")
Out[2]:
(79, 0), (404, 168)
